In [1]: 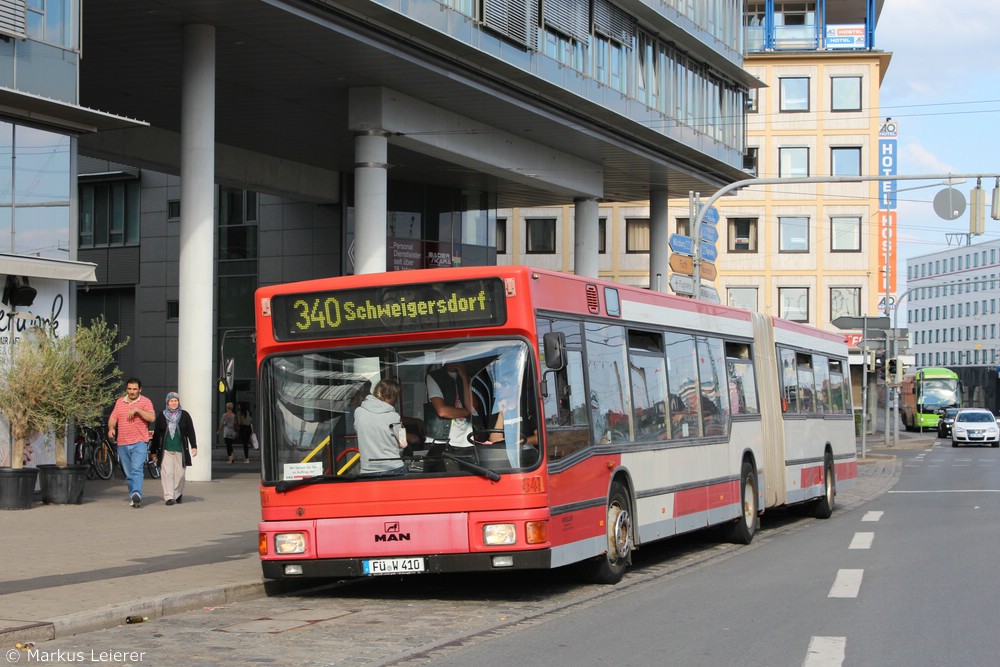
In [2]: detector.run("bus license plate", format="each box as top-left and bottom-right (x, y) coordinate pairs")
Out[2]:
(362, 557), (425, 575)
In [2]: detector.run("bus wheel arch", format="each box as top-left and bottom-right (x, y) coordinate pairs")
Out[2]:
(724, 456), (758, 545)
(810, 447), (836, 519)
(579, 475), (634, 585)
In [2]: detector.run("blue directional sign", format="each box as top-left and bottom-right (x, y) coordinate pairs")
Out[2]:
(699, 223), (719, 244)
(701, 243), (718, 263)
(669, 233), (694, 256)
(702, 206), (720, 225)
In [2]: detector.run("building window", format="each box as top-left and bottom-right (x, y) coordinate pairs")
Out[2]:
(747, 88), (758, 113)
(779, 77), (809, 112)
(779, 216), (809, 253)
(779, 287), (809, 322)
(728, 287), (757, 310)
(831, 287), (861, 320)
(831, 147), (861, 176)
(166, 300), (179, 320)
(675, 217), (690, 237)
(625, 218), (650, 253)
(831, 76), (861, 111)
(779, 147), (809, 177)
(831, 216), (861, 252)
(526, 218), (556, 254)
(728, 218), (757, 252)
(78, 179), (141, 248)
(495, 218), (507, 254)
(743, 147), (758, 176)
(167, 199), (180, 220)
(598, 217), (607, 254)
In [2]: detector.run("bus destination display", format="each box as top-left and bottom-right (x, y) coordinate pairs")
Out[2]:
(271, 278), (507, 341)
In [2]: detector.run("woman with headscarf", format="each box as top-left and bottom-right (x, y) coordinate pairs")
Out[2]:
(150, 392), (198, 506)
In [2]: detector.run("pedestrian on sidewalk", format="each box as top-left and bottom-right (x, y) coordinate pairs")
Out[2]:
(236, 402), (253, 464)
(218, 401), (237, 464)
(150, 391), (198, 506)
(107, 377), (156, 509)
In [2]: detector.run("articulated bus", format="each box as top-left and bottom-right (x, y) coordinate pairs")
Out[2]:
(900, 367), (961, 431)
(255, 267), (857, 583)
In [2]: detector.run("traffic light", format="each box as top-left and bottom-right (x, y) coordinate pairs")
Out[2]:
(887, 358), (897, 381)
(971, 182), (986, 234)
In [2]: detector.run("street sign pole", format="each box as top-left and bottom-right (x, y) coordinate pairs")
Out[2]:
(692, 192), (701, 300)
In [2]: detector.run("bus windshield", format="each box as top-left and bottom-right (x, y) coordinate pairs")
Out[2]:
(920, 379), (960, 410)
(259, 339), (538, 483)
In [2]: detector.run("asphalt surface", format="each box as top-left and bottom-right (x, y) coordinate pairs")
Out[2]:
(0, 427), (928, 647)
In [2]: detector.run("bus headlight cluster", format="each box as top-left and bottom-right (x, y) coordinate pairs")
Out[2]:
(483, 523), (516, 545)
(274, 532), (306, 554)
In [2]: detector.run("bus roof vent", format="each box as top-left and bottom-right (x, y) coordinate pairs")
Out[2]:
(585, 284), (600, 314)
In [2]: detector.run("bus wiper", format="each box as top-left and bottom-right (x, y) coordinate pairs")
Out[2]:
(442, 453), (501, 482)
(275, 474), (345, 493)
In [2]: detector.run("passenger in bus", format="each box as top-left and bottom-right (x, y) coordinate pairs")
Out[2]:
(486, 374), (538, 466)
(424, 362), (475, 449)
(354, 379), (408, 476)
(343, 380), (372, 435)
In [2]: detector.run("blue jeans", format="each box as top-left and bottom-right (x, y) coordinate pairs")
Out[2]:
(118, 442), (148, 498)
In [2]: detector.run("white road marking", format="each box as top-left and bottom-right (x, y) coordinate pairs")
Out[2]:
(802, 636), (846, 667)
(861, 511), (883, 522)
(828, 569), (863, 598)
(849, 532), (874, 549)
(889, 489), (1000, 494)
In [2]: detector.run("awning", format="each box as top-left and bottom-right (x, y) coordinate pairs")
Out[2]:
(0, 87), (146, 134)
(0, 253), (98, 282)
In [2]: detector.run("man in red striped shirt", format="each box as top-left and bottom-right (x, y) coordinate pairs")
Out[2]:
(108, 378), (155, 508)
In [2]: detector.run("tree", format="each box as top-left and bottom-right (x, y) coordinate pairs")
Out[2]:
(0, 318), (128, 469)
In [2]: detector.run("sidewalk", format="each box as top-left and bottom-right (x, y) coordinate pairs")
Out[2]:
(0, 428), (930, 647)
(0, 449), (269, 646)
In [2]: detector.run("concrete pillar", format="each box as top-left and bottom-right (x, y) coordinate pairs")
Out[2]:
(354, 131), (388, 274)
(573, 197), (600, 279)
(649, 190), (669, 292)
(179, 24), (215, 482)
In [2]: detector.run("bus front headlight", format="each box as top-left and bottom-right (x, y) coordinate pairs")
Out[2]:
(483, 523), (516, 546)
(274, 533), (306, 554)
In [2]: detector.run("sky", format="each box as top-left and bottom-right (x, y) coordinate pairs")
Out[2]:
(876, 0), (1000, 310)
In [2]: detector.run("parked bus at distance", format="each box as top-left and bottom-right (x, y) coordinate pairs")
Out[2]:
(254, 266), (857, 584)
(899, 366), (961, 431)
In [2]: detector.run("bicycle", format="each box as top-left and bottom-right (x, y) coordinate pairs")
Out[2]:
(74, 425), (160, 480)
(74, 425), (115, 480)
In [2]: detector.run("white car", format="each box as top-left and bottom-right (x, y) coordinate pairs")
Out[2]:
(951, 409), (1000, 448)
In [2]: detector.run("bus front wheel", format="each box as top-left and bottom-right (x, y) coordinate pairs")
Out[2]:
(580, 482), (632, 585)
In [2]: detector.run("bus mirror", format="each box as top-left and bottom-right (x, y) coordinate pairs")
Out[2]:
(543, 332), (565, 370)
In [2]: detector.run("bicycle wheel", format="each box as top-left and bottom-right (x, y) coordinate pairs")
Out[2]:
(93, 441), (115, 480)
(83, 444), (98, 480)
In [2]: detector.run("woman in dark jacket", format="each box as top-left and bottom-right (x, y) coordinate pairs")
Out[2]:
(150, 391), (198, 506)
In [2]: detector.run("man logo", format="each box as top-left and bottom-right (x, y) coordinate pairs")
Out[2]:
(375, 522), (410, 542)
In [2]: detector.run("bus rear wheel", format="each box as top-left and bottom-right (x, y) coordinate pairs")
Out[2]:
(811, 452), (836, 519)
(580, 482), (632, 585)
(725, 460), (758, 544)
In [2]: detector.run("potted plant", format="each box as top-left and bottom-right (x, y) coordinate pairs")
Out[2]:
(0, 318), (126, 508)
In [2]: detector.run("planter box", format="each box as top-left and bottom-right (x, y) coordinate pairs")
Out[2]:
(38, 464), (88, 505)
(0, 467), (39, 510)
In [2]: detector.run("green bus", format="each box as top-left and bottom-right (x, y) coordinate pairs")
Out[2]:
(900, 367), (961, 431)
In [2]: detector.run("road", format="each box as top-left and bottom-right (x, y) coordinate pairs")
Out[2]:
(15, 433), (1000, 667)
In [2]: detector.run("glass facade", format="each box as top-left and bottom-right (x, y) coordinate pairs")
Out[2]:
(0, 122), (72, 257)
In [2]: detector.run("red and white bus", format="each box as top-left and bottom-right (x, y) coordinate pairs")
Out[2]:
(255, 266), (856, 583)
